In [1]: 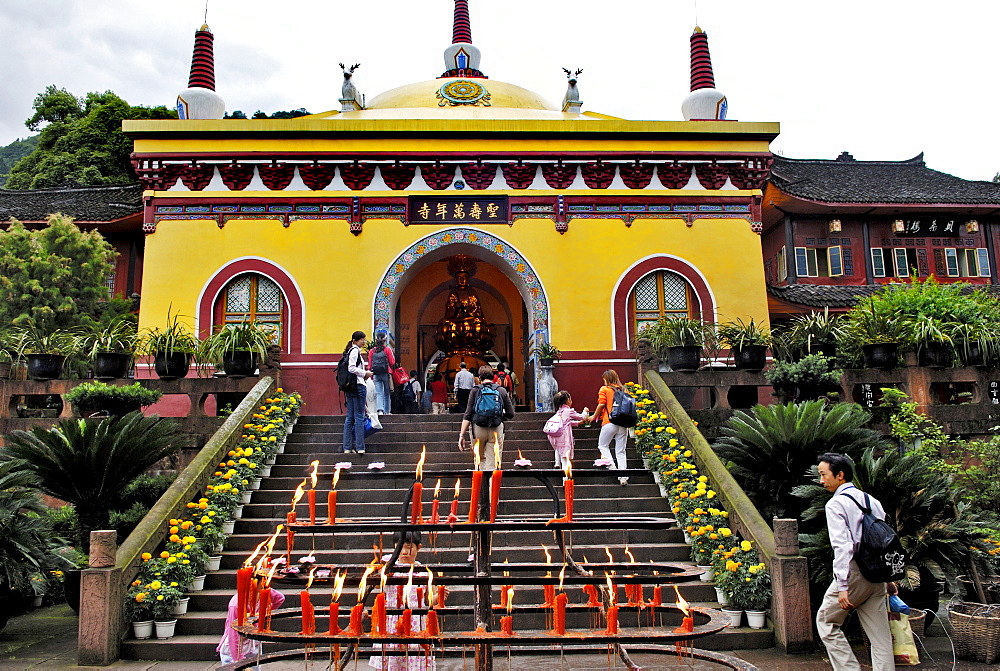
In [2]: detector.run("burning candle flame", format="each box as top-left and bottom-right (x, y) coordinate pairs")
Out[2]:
(357, 564), (376, 602)
(582, 555), (589, 565)
(426, 570), (435, 607)
(517, 449), (525, 460)
(263, 562), (280, 588)
(502, 557), (509, 578)
(379, 565), (388, 592)
(290, 479), (307, 515)
(563, 458), (572, 480)
(415, 446), (426, 481)
(558, 563), (567, 591)
(332, 466), (342, 490)
(542, 545), (552, 565)
(331, 570), (346, 602)
(673, 585), (690, 617)
(493, 437), (501, 469)
(506, 585), (515, 614)
(244, 538), (269, 568)
(472, 441), (481, 469)
(624, 546), (636, 563)
(433, 478), (442, 498)
(605, 573), (616, 607)
(263, 524), (284, 559)
(453, 478), (461, 498)
(605, 547), (614, 564)
(308, 460), (320, 489)
(304, 565), (318, 591)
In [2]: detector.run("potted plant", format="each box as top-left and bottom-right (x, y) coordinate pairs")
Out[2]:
(717, 318), (771, 371)
(790, 308), (843, 359)
(11, 321), (79, 381)
(950, 322), (995, 368)
(64, 381), (162, 418)
(840, 301), (910, 370)
(82, 317), (137, 380)
(139, 312), (197, 381)
(658, 318), (709, 372)
(146, 579), (182, 639)
(530, 341), (562, 367)
(764, 354), (842, 403)
(202, 320), (275, 378)
(910, 315), (954, 368)
(124, 582), (155, 639)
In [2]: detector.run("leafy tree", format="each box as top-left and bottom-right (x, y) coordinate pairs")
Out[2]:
(2, 412), (182, 552)
(5, 86), (176, 189)
(0, 136), (39, 187)
(0, 214), (117, 331)
(224, 109), (309, 120)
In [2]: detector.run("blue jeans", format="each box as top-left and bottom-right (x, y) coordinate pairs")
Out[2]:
(342, 385), (366, 452)
(374, 373), (390, 414)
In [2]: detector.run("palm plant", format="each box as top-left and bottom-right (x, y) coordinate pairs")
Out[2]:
(790, 308), (843, 354)
(0, 461), (66, 596)
(716, 318), (771, 349)
(1, 412), (182, 553)
(712, 400), (890, 521)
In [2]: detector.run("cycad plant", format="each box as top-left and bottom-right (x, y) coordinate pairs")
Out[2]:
(0, 461), (65, 596)
(1, 412), (182, 552)
(712, 400), (889, 520)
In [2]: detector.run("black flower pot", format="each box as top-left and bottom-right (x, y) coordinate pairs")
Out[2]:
(153, 351), (190, 381)
(733, 345), (768, 372)
(26, 354), (66, 381)
(807, 342), (837, 358)
(64, 569), (82, 615)
(77, 400), (143, 418)
(222, 350), (258, 378)
(539, 357), (554, 367)
(958, 341), (985, 367)
(93, 352), (131, 380)
(862, 343), (899, 370)
(666, 346), (702, 372)
(918, 341), (952, 368)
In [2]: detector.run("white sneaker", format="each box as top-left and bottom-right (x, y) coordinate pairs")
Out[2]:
(618, 477), (629, 486)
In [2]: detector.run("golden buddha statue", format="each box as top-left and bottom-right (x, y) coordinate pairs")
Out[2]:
(435, 255), (496, 355)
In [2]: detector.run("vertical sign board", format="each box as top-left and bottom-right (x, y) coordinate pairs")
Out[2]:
(408, 196), (510, 225)
(990, 381), (999, 405)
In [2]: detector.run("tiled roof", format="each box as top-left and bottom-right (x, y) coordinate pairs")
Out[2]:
(769, 282), (1000, 308)
(770, 153), (1000, 205)
(0, 184), (143, 222)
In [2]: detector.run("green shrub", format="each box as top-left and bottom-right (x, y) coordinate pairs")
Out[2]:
(764, 354), (842, 403)
(64, 381), (162, 416)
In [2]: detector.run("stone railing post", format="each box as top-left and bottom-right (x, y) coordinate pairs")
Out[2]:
(78, 530), (124, 666)
(770, 518), (813, 653)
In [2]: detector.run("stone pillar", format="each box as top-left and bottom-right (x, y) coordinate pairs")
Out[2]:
(773, 518), (799, 556)
(769, 519), (813, 653)
(78, 531), (124, 666)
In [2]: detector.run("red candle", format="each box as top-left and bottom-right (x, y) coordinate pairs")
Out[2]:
(564, 478), (575, 521)
(447, 498), (459, 524)
(256, 587), (272, 632)
(329, 602), (341, 635)
(285, 528), (295, 563)
(307, 489), (316, 525)
(436, 584), (446, 608)
(583, 584), (600, 607)
(373, 592), (387, 635)
(499, 585), (512, 609)
(411, 481), (423, 524)
(424, 609), (440, 636)
(468, 470), (483, 523)
(651, 586), (662, 608)
(605, 606), (619, 634)
(500, 615), (513, 636)
(327, 490), (337, 524)
(430, 498), (440, 524)
(543, 584), (555, 607)
(553, 593), (567, 635)
(347, 603), (363, 636)
(249, 576), (259, 615)
(300, 590), (315, 634)
(675, 614), (694, 633)
(489, 469), (503, 522)
(236, 566), (253, 625)
(396, 609), (413, 636)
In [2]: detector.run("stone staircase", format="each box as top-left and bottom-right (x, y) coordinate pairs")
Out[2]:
(122, 413), (772, 661)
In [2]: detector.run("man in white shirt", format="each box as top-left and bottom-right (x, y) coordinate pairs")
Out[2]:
(453, 362), (475, 412)
(815, 452), (893, 671)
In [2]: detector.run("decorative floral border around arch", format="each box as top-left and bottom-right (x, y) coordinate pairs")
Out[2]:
(374, 228), (549, 335)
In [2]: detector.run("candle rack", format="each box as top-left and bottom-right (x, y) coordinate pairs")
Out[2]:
(222, 468), (735, 671)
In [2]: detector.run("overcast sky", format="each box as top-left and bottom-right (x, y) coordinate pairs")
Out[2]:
(1, 1), (997, 181)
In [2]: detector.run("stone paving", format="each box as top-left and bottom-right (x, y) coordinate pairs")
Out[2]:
(4, 603), (999, 670)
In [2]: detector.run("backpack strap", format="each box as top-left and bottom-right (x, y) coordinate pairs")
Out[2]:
(839, 490), (872, 514)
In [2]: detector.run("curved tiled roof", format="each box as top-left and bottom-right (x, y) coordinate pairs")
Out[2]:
(0, 184), (143, 222)
(770, 153), (1000, 205)
(769, 282), (1000, 308)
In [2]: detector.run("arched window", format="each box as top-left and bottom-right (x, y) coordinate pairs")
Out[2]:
(630, 270), (698, 332)
(218, 274), (285, 345)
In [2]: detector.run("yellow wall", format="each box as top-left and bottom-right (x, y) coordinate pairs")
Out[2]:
(138, 215), (769, 353)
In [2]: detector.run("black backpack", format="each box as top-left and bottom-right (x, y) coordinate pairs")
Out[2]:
(472, 383), (504, 427)
(840, 491), (906, 583)
(337, 347), (359, 393)
(609, 388), (639, 427)
(371, 348), (389, 375)
(401, 380), (416, 402)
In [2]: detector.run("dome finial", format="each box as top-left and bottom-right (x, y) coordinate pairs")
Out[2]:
(176, 23), (225, 120)
(442, 0), (486, 78)
(681, 25), (727, 121)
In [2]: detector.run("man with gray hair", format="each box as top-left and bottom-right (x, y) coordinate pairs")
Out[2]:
(453, 361), (475, 412)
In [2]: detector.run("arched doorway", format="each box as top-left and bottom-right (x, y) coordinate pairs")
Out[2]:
(374, 228), (550, 410)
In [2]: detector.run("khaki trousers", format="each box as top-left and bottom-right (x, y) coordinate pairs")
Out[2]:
(469, 423), (504, 471)
(816, 561), (893, 671)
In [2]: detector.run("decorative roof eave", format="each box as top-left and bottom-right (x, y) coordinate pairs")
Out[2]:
(131, 150), (775, 161)
(765, 183), (1000, 212)
(123, 118), (780, 142)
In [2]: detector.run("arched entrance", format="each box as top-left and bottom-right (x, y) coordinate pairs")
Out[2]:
(374, 228), (550, 410)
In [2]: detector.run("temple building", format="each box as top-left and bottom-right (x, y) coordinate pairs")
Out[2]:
(123, 2), (777, 412)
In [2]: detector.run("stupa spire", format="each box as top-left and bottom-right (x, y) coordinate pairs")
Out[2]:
(680, 25), (727, 121)
(442, 0), (486, 78)
(452, 0), (472, 44)
(176, 23), (225, 120)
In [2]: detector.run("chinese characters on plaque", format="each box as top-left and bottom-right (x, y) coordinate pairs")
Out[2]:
(893, 218), (959, 237)
(408, 197), (509, 225)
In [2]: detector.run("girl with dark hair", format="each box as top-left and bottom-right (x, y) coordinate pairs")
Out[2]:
(586, 369), (630, 485)
(342, 331), (372, 454)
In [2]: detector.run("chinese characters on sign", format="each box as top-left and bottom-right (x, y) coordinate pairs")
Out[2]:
(893, 218), (959, 237)
(408, 197), (509, 225)
(990, 381), (999, 405)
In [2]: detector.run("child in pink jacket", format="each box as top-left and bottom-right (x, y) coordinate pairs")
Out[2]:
(544, 390), (588, 469)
